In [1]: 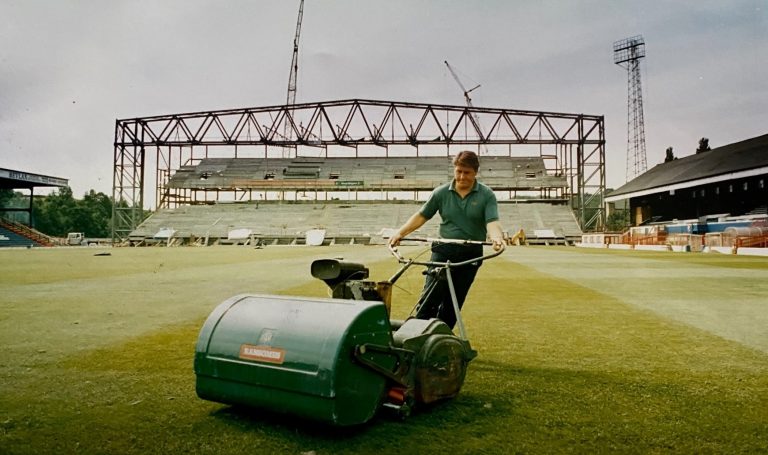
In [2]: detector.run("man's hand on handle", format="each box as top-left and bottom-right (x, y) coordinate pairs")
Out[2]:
(388, 232), (404, 248)
(487, 220), (505, 251)
(389, 213), (427, 249)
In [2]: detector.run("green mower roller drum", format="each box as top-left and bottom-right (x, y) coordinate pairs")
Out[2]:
(194, 293), (396, 426)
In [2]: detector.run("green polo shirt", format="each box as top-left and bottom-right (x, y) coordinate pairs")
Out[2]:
(419, 180), (499, 241)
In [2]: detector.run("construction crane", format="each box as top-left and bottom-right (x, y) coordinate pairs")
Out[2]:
(283, 0), (304, 152)
(286, 0), (304, 107)
(444, 60), (487, 153)
(444, 60), (481, 107)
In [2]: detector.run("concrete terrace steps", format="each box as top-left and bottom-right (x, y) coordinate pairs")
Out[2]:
(167, 156), (566, 191)
(498, 203), (582, 244)
(131, 202), (438, 239)
(129, 201), (582, 246)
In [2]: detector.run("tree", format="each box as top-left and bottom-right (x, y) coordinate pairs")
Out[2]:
(33, 186), (77, 236)
(0, 189), (29, 224)
(0, 189), (13, 208)
(696, 137), (711, 154)
(30, 187), (114, 237)
(78, 190), (112, 237)
(606, 209), (630, 232)
(664, 146), (676, 162)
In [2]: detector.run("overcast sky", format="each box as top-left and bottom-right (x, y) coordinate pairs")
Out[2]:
(1, 0), (766, 201)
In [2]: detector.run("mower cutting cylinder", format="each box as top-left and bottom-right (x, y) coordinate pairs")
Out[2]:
(194, 293), (396, 426)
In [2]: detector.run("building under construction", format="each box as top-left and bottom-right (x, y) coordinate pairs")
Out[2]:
(112, 98), (606, 246)
(110, 1), (606, 247)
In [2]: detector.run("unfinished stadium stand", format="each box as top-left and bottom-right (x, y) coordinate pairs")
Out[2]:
(166, 156), (564, 192)
(129, 200), (581, 247)
(130, 156), (581, 246)
(129, 201), (440, 246)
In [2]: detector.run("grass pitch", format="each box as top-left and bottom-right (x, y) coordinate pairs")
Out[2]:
(1, 245), (767, 454)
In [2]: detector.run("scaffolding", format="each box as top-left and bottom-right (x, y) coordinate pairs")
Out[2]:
(113, 99), (605, 243)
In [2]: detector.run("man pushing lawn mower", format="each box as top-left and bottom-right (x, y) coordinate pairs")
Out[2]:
(194, 150), (507, 426)
(389, 150), (505, 329)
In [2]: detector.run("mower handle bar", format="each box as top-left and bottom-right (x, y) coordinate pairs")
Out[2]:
(387, 237), (505, 269)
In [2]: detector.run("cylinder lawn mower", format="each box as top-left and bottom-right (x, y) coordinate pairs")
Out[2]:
(193, 238), (505, 426)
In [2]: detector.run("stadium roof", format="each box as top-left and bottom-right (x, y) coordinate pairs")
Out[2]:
(0, 168), (68, 190)
(606, 133), (768, 202)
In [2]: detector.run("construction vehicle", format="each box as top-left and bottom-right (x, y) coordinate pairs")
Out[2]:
(67, 232), (85, 245)
(194, 238), (505, 426)
(65, 232), (108, 246)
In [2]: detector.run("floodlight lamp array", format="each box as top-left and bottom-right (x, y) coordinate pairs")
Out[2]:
(613, 35), (646, 65)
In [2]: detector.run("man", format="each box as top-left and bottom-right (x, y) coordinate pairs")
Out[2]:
(388, 151), (504, 329)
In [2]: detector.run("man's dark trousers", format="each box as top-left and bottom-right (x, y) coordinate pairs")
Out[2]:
(415, 242), (482, 329)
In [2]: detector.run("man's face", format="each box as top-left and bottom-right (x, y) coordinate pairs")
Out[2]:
(453, 164), (477, 191)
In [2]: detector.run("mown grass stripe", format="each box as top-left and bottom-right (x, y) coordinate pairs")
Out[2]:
(1, 248), (767, 454)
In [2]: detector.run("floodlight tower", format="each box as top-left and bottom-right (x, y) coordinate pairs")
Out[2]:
(613, 35), (647, 182)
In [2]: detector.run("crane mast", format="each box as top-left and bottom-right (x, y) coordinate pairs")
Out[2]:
(444, 60), (487, 153)
(282, 0), (304, 156)
(286, 0), (304, 108)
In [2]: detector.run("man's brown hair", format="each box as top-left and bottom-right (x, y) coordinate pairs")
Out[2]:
(453, 150), (480, 172)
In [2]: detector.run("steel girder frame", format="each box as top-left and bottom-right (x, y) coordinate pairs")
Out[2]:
(576, 118), (606, 231)
(112, 120), (145, 244)
(112, 99), (605, 243)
